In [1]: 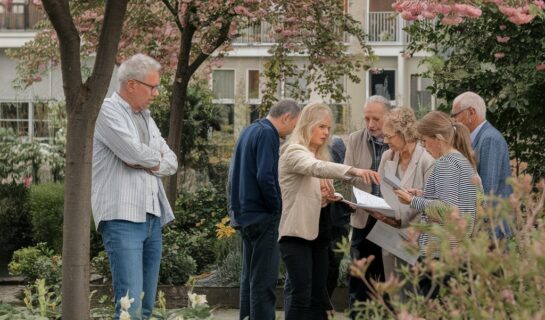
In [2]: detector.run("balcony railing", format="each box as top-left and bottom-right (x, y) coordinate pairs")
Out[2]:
(0, 3), (43, 30)
(234, 21), (275, 44)
(368, 11), (411, 44)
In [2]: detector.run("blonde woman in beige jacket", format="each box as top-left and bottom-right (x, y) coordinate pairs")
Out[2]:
(278, 103), (380, 320)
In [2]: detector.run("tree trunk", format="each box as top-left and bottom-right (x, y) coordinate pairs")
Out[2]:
(61, 106), (95, 318)
(165, 72), (191, 205)
(41, 1), (128, 318)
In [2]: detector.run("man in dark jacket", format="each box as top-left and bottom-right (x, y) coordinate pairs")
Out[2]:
(229, 99), (301, 320)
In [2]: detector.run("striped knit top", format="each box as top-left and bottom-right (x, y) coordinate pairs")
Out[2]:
(410, 152), (477, 257)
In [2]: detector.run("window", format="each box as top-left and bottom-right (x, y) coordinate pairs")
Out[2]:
(212, 70), (235, 128)
(283, 74), (308, 102)
(247, 70), (260, 101)
(410, 75), (434, 118)
(212, 70), (235, 101)
(0, 101), (52, 140)
(369, 69), (395, 101)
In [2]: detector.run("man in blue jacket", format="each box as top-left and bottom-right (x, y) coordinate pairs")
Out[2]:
(451, 91), (512, 238)
(229, 99), (301, 320)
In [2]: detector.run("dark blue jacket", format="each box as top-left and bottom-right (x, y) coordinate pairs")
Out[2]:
(229, 119), (282, 227)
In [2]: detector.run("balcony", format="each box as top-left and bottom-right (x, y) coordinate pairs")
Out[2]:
(367, 11), (411, 44)
(233, 21), (275, 45)
(0, 2), (42, 30)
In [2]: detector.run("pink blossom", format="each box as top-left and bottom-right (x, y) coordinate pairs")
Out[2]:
(494, 52), (505, 59)
(508, 13), (534, 25)
(441, 16), (463, 25)
(496, 36), (510, 43)
(534, 0), (545, 9)
(23, 176), (33, 188)
(499, 24), (507, 30)
(536, 64), (545, 71)
(32, 0), (42, 5)
(422, 10), (437, 19)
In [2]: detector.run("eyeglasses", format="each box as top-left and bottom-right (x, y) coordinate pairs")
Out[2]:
(383, 132), (398, 140)
(131, 79), (159, 93)
(450, 108), (468, 118)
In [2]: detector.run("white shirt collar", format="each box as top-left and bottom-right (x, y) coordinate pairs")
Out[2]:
(470, 120), (487, 143)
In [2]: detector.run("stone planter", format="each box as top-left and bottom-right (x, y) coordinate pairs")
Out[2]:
(90, 284), (349, 311)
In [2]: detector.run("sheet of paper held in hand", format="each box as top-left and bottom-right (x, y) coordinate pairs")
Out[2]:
(382, 169), (407, 193)
(349, 187), (396, 217)
(366, 221), (419, 265)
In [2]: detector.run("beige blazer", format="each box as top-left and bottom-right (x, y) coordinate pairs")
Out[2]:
(377, 145), (434, 280)
(344, 129), (374, 228)
(278, 143), (353, 241)
(378, 145), (435, 228)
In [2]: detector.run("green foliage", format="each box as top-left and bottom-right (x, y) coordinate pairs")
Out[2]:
(8, 243), (62, 286)
(0, 303), (48, 320)
(23, 279), (61, 319)
(0, 128), (43, 182)
(215, 240), (242, 287)
(160, 229), (198, 285)
(350, 176), (545, 319)
(29, 183), (64, 253)
(405, 6), (545, 178)
(151, 79), (221, 170)
(0, 183), (33, 255)
(90, 251), (111, 283)
(174, 187), (228, 236)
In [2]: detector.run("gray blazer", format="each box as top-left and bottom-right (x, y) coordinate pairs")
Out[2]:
(344, 129), (374, 228)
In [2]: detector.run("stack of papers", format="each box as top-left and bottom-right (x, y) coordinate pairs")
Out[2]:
(351, 187), (396, 217)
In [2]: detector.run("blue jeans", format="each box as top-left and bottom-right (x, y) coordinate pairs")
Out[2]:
(100, 214), (162, 320)
(239, 218), (280, 320)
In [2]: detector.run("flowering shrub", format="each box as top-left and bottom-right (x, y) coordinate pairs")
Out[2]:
(349, 176), (545, 319)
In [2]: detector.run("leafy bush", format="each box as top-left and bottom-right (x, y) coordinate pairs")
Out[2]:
(0, 183), (33, 255)
(90, 251), (111, 283)
(174, 187), (228, 237)
(8, 243), (62, 286)
(160, 228), (197, 285)
(29, 183), (64, 253)
(350, 176), (545, 319)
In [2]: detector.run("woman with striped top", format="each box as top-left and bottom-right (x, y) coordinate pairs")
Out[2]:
(394, 111), (478, 295)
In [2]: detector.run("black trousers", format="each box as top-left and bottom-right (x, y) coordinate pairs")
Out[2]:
(348, 217), (385, 309)
(326, 225), (349, 309)
(280, 236), (330, 320)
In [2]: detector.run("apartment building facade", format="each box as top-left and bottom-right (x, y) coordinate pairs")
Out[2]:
(1, 0), (434, 141)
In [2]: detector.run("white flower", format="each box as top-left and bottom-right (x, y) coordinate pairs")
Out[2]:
(119, 293), (134, 311)
(194, 294), (207, 306)
(120, 310), (131, 320)
(188, 292), (208, 308)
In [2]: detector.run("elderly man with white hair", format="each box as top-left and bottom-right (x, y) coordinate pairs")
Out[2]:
(92, 53), (178, 319)
(451, 91), (512, 238)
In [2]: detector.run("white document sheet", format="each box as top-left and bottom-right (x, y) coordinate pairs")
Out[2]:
(351, 187), (396, 217)
(366, 221), (419, 265)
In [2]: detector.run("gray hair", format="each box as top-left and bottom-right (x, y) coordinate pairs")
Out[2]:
(268, 99), (302, 118)
(453, 91), (487, 119)
(365, 95), (393, 111)
(117, 54), (161, 88)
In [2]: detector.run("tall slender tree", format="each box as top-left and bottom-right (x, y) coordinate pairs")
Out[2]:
(37, 1), (128, 319)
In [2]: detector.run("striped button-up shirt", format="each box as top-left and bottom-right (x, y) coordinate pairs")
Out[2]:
(92, 92), (178, 229)
(411, 152), (477, 257)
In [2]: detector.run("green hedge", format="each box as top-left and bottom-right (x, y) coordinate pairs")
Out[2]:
(29, 183), (64, 253)
(0, 183), (33, 255)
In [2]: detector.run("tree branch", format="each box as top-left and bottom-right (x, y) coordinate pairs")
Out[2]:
(188, 20), (231, 75)
(161, 0), (182, 30)
(85, 0), (129, 109)
(41, 0), (82, 109)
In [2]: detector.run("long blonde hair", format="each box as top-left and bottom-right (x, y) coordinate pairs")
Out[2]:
(417, 111), (476, 168)
(285, 102), (333, 161)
